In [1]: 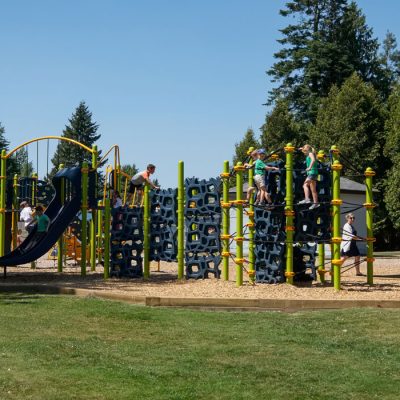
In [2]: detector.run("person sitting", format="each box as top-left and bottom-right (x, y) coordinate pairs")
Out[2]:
(24, 205), (51, 251)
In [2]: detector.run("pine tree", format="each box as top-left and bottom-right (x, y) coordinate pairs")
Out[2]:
(231, 128), (260, 188)
(378, 31), (400, 99)
(260, 99), (305, 150)
(232, 128), (260, 166)
(50, 102), (101, 177)
(15, 148), (33, 177)
(384, 84), (400, 232)
(310, 73), (394, 248)
(267, 0), (382, 122)
(0, 123), (9, 152)
(0, 122), (18, 176)
(121, 164), (138, 178)
(311, 73), (386, 178)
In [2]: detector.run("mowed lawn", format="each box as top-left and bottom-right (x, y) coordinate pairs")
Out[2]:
(0, 294), (400, 400)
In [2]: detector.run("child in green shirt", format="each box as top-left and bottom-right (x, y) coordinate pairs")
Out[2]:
(24, 205), (51, 251)
(253, 149), (279, 207)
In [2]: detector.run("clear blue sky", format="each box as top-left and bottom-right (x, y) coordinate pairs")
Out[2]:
(1, 0), (399, 188)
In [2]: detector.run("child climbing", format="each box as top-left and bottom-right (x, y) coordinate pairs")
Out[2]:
(112, 190), (123, 208)
(253, 149), (279, 207)
(298, 144), (319, 210)
(244, 149), (259, 204)
(126, 164), (160, 205)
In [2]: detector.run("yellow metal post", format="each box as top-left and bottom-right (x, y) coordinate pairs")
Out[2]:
(57, 164), (65, 272)
(365, 168), (375, 285)
(12, 174), (18, 250)
(221, 161), (230, 281)
(247, 147), (256, 283)
(331, 146), (343, 290)
(284, 144), (295, 284)
(234, 162), (245, 286)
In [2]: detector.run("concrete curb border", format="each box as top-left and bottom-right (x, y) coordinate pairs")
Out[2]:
(1, 284), (400, 311)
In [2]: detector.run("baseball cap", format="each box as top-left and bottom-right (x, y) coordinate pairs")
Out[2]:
(257, 149), (266, 154)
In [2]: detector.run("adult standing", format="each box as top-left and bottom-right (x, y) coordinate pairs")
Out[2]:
(19, 201), (33, 232)
(340, 213), (362, 276)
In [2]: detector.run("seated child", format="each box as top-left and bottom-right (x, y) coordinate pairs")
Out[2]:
(24, 205), (51, 251)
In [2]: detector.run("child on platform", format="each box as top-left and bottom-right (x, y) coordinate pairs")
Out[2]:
(244, 149), (259, 204)
(253, 149), (279, 207)
(298, 144), (319, 210)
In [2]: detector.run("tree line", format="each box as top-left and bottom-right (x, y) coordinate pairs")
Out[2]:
(233, 0), (400, 250)
(0, 102), (138, 190)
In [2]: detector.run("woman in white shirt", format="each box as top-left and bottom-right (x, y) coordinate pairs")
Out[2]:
(340, 213), (362, 276)
(20, 201), (33, 230)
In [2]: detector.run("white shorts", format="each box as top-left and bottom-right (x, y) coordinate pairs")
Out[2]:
(254, 175), (266, 189)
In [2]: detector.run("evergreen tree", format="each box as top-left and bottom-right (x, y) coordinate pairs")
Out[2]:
(260, 99), (305, 150)
(232, 128), (260, 166)
(121, 164), (138, 178)
(231, 128), (260, 187)
(311, 73), (386, 177)
(15, 148), (33, 177)
(0, 123), (9, 152)
(310, 73), (394, 248)
(0, 122), (18, 176)
(50, 102), (101, 177)
(384, 84), (400, 231)
(378, 31), (400, 99)
(268, 0), (382, 121)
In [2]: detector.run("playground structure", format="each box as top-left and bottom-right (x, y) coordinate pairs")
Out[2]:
(0, 137), (376, 291)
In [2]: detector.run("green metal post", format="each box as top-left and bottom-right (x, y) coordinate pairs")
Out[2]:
(247, 148), (255, 283)
(331, 146), (342, 291)
(317, 150), (326, 283)
(235, 162), (244, 286)
(143, 183), (150, 279)
(97, 200), (103, 265)
(12, 174), (18, 250)
(30, 172), (38, 269)
(221, 161), (230, 280)
(57, 164), (64, 272)
(103, 198), (110, 279)
(0, 150), (6, 257)
(90, 145), (98, 271)
(318, 243), (325, 283)
(365, 167), (375, 285)
(177, 161), (185, 279)
(81, 162), (89, 276)
(117, 164), (122, 193)
(284, 144), (295, 284)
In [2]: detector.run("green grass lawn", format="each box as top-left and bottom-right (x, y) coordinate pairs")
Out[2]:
(1, 294), (400, 400)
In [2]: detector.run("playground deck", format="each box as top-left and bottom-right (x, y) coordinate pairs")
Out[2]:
(1, 257), (400, 304)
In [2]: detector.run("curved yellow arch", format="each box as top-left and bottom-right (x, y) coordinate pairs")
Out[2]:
(5, 136), (94, 159)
